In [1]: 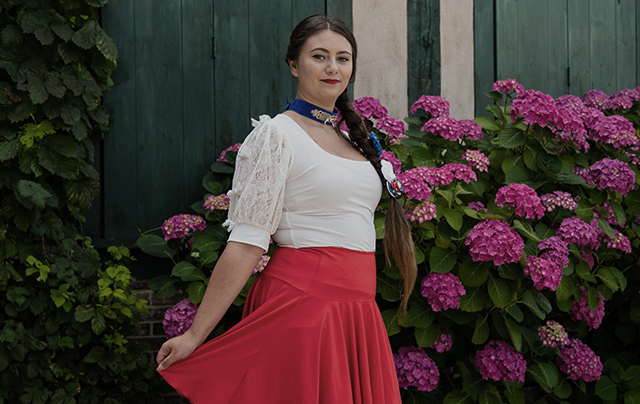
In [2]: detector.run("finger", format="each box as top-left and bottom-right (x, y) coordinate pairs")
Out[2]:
(156, 343), (171, 365)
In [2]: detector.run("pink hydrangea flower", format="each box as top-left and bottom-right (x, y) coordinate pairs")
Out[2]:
(394, 346), (440, 392)
(216, 143), (242, 163)
(163, 298), (198, 339)
(462, 150), (490, 172)
(475, 340), (526, 383)
(468, 201), (486, 211)
(410, 95), (450, 117)
(556, 130), (590, 152)
(406, 202), (437, 223)
(353, 96), (388, 119)
(586, 158), (636, 196)
(446, 163), (478, 183)
(607, 89), (640, 110)
(161, 214), (207, 241)
(420, 272), (466, 312)
(582, 89), (610, 111)
(251, 255), (270, 276)
(465, 220), (524, 266)
(396, 169), (433, 201)
(556, 94), (585, 111)
(570, 287), (605, 329)
(459, 119), (483, 140)
(572, 166), (590, 181)
(431, 333), (453, 353)
(538, 236), (569, 269)
(603, 229), (632, 253)
(523, 256), (562, 291)
(495, 183), (545, 219)
(557, 339), (603, 382)
(556, 217), (600, 247)
(421, 116), (463, 141)
(380, 150), (402, 174)
(376, 115), (407, 140)
(511, 89), (558, 128)
(417, 167), (455, 187)
(590, 115), (639, 148)
(552, 106), (586, 136)
(203, 194), (230, 211)
(493, 79), (525, 94)
(540, 191), (578, 212)
(537, 320), (570, 348)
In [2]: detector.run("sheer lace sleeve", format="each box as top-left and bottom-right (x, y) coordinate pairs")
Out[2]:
(223, 115), (292, 252)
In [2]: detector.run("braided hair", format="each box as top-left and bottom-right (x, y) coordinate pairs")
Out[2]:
(286, 15), (417, 311)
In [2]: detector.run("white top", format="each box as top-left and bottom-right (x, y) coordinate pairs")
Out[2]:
(225, 114), (382, 252)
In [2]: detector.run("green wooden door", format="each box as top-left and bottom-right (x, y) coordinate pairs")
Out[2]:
(89, 0), (351, 243)
(475, 0), (640, 114)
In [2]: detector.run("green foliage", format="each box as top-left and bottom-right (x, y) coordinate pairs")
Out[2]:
(0, 1), (166, 402)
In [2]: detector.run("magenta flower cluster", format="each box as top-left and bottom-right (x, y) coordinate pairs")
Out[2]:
(406, 202), (438, 223)
(462, 150), (490, 172)
(538, 236), (569, 269)
(557, 339), (603, 382)
(607, 88), (640, 110)
(556, 217), (600, 247)
(495, 183), (545, 219)
(393, 346), (440, 392)
(475, 340), (526, 383)
(161, 214), (207, 241)
(421, 116), (482, 142)
(556, 94), (604, 129)
(582, 89), (610, 110)
(493, 79), (525, 94)
(552, 106), (586, 137)
(431, 333), (453, 353)
(570, 287), (605, 330)
(590, 115), (638, 148)
(459, 120), (484, 140)
(511, 89), (557, 128)
(537, 320), (569, 348)
(604, 230), (632, 254)
(203, 193), (230, 211)
(540, 191), (577, 212)
(446, 163), (478, 183)
(396, 169), (433, 201)
(465, 220), (524, 266)
(420, 272), (466, 312)
(216, 143), (242, 163)
(398, 164), (477, 201)
(251, 255), (270, 276)
(380, 150), (402, 174)
(353, 96), (388, 119)
(467, 201), (486, 211)
(523, 256), (562, 291)
(585, 158), (636, 195)
(376, 115), (408, 140)
(410, 95), (450, 117)
(163, 298), (198, 339)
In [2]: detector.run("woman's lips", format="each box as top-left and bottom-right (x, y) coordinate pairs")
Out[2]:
(322, 79), (339, 85)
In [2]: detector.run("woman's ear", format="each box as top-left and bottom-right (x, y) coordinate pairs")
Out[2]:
(288, 59), (299, 78)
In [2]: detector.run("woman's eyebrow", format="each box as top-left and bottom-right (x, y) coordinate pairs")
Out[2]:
(309, 47), (352, 56)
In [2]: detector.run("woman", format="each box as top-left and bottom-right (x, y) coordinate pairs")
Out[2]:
(156, 15), (417, 403)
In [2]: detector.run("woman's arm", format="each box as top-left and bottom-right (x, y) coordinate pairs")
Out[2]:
(156, 241), (264, 371)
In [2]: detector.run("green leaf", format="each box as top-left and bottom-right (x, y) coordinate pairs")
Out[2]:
(74, 306), (94, 322)
(407, 300), (435, 328)
(504, 387), (525, 404)
(521, 290), (546, 319)
(0, 138), (19, 161)
(460, 286), (489, 312)
(575, 261), (596, 282)
(136, 234), (176, 259)
(171, 261), (197, 278)
(210, 161), (235, 174)
(587, 286), (601, 311)
(597, 218), (616, 239)
(415, 325), (440, 348)
(479, 390), (502, 404)
(625, 190), (640, 216)
(501, 153), (521, 175)
(575, 198), (594, 222)
(596, 376), (617, 401)
(554, 379), (572, 399)
(527, 362), (559, 392)
(555, 167), (586, 184)
(498, 128), (525, 148)
(376, 274), (400, 301)
(597, 267), (622, 292)
(15, 180), (51, 209)
(504, 316), (522, 351)
(374, 216), (385, 239)
(381, 309), (400, 336)
(488, 277), (511, 308)
(72, 19), (99, 49)
(523, 146), (538, 171)
(537, 152), (563, 175)
(444, 390), (472, 404)
(504, 165), (534, 185)
(624, 388), (640, 404)
(624, 366), (640, 388)
(475, 116), (500, 132)
(91, 312), (106, 334)
(506, 304), (524, 322)
(191, 232), (223, 253)
(535, 292), (552, 314)
(513, 220), (541, 242)
(429, 246), (457, 274)
(462, 371), (490, 394)
(441, 207), (463, 231)
(187, 281), (206, 304)
(147, 275), (178, 299)
(609, 200), (625, 226)
(471, 315), (490, 344)
(96, 28), (118, 62)
(458, 259), (490, 288)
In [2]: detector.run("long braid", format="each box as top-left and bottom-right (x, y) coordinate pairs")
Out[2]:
(335, 91), (417, 312)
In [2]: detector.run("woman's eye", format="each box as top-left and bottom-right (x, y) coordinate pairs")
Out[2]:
(312, 54), (325, 60)
(338, 57), (350, 63)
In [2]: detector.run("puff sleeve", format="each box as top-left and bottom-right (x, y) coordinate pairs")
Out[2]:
(223, 115), (292, 252)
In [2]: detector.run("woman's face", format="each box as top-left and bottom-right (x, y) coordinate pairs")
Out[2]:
(288, 29), (353, 109)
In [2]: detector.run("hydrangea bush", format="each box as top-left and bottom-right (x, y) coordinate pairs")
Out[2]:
(142, 83), (640, 403)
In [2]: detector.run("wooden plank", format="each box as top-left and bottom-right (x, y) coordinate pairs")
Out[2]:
(638, 0), (640, 87)
(249, 0), (294, 119)
(182, 0), (216, 205)
(495, 0), (519, 85)
(590, 0), (616, 94)
(568, 0), (590, 97)
(101, 0), (139, 240)
(517, 0), (549, 92)
(547, 0), (568, 97)
(213, 1), (251, 148)
(407, 0), (440, 106)
(326, 0), (352, 26)
(474, 0), (495, 116)
(134, 0), (184, 232)
(616, 0), (637, 91)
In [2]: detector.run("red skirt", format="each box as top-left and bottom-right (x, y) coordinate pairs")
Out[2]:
(159, 247), (402, 404)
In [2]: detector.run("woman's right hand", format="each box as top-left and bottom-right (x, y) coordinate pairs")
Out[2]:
(156, 331), (201, 372)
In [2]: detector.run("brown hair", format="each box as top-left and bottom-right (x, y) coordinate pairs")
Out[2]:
(286, 15), (417, 312)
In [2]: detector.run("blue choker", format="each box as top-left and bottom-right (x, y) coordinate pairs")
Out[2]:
(285, 99), (338, 126)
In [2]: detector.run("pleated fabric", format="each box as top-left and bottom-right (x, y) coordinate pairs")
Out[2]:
(159, 247), (402, 404)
